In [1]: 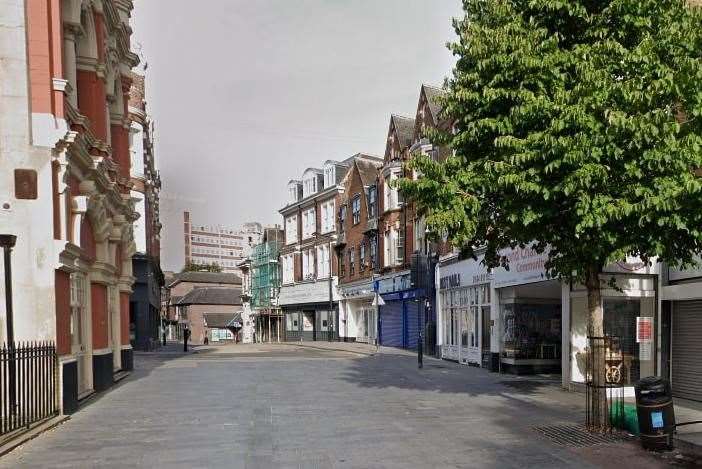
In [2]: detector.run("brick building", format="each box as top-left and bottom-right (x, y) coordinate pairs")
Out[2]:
(336, 158), (383, 342)
(175, 287), (243, 345)
(0, 0), (143, 414)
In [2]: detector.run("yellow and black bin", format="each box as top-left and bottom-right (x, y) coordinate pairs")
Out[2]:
(634, 376), (676, 451)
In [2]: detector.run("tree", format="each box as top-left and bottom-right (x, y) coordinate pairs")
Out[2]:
(399, 0), (702, 427)
(181, 262), (222, 273)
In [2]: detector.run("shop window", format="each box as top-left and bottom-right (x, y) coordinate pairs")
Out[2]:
(603, 299), (655, 386)
(502, 303), (561, 360)
(287, 312), (300, 331)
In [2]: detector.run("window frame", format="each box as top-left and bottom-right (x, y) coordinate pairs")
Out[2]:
(352, 195), (361, 225)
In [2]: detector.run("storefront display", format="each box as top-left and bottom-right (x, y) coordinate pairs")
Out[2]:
(569, 273), (657, 392)
(438, 255), (493, 365)
(501, 303), (561, 361)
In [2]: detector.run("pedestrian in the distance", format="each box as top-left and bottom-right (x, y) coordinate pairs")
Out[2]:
(162, 328), (167, 346)
(183, 327), (190, 352)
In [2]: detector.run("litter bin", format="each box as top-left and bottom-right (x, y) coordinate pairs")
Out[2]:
(634, 376), (676, 451)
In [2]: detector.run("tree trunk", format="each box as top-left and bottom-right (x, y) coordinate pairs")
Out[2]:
(585, 264), (608, 430)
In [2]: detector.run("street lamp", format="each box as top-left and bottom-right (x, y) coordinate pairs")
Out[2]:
(327, 234), (337, 342)
(0, 234), (17, 414)
(311, 232), (338, 342)
(0, 234), (17, 346)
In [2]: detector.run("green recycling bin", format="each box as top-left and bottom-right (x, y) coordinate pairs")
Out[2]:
(634, 376), (676, 451)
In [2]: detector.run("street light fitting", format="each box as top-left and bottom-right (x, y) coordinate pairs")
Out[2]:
(0, 234), (17, 248)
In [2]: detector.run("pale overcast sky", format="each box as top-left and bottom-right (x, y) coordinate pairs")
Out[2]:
(131, 0), (462, 271)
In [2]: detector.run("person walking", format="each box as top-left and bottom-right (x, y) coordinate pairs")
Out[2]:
(183, 326), (190, 352)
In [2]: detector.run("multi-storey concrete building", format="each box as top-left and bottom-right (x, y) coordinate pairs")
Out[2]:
(128, 66), (163, 351)
(183, 211), (262, 275)
(0, 0), (141, 414)
(279, 155), (380, 341)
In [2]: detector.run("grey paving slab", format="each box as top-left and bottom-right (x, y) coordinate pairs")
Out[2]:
(0, 344), (678, 468)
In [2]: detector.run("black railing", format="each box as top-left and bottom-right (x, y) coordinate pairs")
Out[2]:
(1, 342), (59, 438)
(585, 335), (624, 433)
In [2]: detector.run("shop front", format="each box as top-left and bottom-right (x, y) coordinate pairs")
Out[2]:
(437, 254), (495, 367)
(493, 247), (563, 375)
(567, 260), (659, 395)
(279, 280), (339, 342)
(375, 271), (424, 349)
(338, 280), (376, 343)
(661, 258), (701, 401)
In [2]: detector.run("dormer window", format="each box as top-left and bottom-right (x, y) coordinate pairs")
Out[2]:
(302, 170), (320, 198)
(324, 165), (335, 188)
(288, 183), (299, 204)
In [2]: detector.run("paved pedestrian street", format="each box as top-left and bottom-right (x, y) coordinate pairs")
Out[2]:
(0, 344), (683, 468)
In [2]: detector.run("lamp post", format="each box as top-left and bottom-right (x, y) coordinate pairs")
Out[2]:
(0, 234), (18, 413)
(327, 235), (337, 342)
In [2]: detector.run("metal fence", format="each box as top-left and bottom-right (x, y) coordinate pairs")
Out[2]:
(585, 335), (625, 432)
(1, 342), (59, 438)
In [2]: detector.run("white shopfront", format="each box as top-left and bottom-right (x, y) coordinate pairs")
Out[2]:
(338, 280), (376, 343)
(437, 254), (495, 366)
(493, 247), (564, 374)
(567, 259), (659, 394)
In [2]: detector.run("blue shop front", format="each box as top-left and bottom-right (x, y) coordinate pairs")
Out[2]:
(376, 271), (427, 350)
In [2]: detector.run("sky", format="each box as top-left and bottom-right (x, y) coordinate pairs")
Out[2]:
(131, 0), (462, 272)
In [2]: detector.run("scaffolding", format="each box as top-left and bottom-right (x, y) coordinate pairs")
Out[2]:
(251, 236), (284, 342)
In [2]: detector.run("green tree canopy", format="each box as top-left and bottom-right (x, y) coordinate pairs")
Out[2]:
(401, 0), (702, 284)
(181, 262), (223, 273)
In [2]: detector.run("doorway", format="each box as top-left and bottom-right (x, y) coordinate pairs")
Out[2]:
(70, 273), (92, 397)
(302, 311), (315, 341)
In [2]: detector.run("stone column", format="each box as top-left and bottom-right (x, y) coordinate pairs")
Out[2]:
(62, 27), (78, 107)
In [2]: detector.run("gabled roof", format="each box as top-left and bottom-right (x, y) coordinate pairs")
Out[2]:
(168, 271), (242, 288)
(391, 115), (416, 148)
(203, 312), (237, 328)
(355, 156), (382, 187)
(177, 287), (243, 306)
(421, 84), (446, 123)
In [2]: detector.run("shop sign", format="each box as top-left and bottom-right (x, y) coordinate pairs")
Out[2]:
(340, 282), (374, 298)
(279, 280), (339, 305)
(439, 255), (492, 291)
(493, 246), (549, 288)
(439, 273), (461, 289)
(669, 255), (702, 282)
(375, 273), (412, 294)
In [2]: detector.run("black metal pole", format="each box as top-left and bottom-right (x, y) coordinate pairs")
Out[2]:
(328, 241), (333, 342)
(1, 236), (17, 414)
(418, 298), (423, 369)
